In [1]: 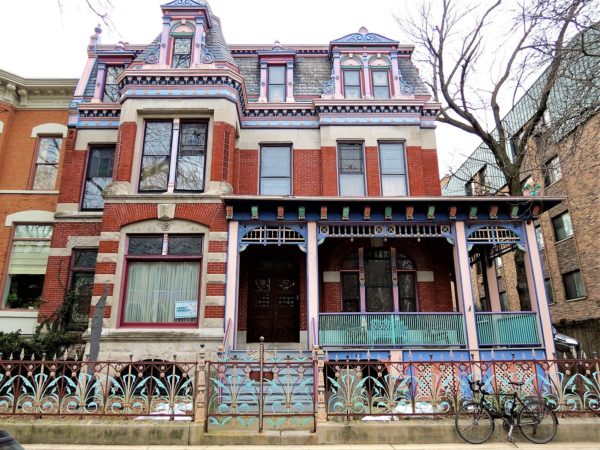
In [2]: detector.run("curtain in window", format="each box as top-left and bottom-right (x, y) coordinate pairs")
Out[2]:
(124, 261), (200, 323)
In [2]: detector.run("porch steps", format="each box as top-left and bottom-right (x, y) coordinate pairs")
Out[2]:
(211, 349), (315, 415)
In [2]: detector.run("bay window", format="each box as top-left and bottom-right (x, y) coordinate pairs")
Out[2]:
(139, 120), (207, 193)
(379, 142), (407, 196)
(4, 225), (52, 309)
(82, 145), (115, 210)
(338, 143), (365, 196)
(340, 248), (416, 313)
(260, 145), (291, 195)
(122, 235), (202, 326)
(102, 66), (124, 103)
(32, 137), (62, 190)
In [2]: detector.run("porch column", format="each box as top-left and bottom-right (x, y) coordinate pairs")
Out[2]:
(306, 221), (319, 349)
(224, 220), (240, 350)
(453, 221), (480, 356)
(483, 253), (502, 312)
(523, 221), (556, 358)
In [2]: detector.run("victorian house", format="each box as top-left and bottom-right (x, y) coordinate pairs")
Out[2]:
(2, 0), (560, 362)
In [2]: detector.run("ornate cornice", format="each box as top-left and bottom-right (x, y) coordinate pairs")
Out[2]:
(0, 68), (76, 109)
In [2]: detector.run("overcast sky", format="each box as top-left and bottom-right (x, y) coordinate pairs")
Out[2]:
(0, 0), (481, 176)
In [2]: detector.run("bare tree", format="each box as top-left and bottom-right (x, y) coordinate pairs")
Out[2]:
(56, 0), (116, 34)
(400, 0), (600, 309)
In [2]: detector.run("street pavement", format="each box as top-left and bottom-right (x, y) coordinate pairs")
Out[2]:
(23, 444), (600, 450)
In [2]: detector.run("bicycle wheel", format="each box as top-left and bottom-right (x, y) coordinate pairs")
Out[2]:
(518, 401), (557, 444)
(455, 402), (495, 444)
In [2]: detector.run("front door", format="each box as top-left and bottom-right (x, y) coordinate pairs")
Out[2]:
(248, 256), (299, 342)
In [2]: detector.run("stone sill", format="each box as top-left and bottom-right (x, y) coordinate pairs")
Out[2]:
(565, 296), (587, 303)
(87, 327), (224, 342)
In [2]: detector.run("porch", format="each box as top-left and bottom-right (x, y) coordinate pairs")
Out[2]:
(222, 196), (560, 358)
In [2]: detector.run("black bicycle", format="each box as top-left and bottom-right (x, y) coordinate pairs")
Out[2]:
(455, 380), (558, 444)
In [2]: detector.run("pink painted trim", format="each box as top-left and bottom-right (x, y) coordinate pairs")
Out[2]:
(159, 18), (171, 66)
(92, 65), (107, 102)
(390, 51), (401, 98)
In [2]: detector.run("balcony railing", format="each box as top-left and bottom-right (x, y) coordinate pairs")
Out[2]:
(318, 313), (466, 348)
(475, 312), (541, 347)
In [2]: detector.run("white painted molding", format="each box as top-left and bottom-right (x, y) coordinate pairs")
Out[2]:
(5, 210), (54, 226)
(0, 120), (4, 134)
(31, 123), (68, 138)
(323, 271), (341, 282)
(416, 271), (435, 282)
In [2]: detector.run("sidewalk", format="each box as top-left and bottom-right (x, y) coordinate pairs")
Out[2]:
(22, 444), (600, 450)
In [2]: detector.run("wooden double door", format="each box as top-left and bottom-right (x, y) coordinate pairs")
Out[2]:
(247, 255), (300, 343)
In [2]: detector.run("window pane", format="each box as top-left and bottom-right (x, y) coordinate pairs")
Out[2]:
(5, 274), (45, 309)
(124, 261), (200, 323)
(535, 226), (544, 249)
(268, 85), (285, 103)
(102, 66), (124, 102)
(73, 249), (98, 269)
(339, 174), (365, 196)
(396, 254), (415, 270)
(261, 147), (291, 177)
(544, 279), (554, 304)
(372, 71), (389, 86)
(398, 272), (416, 312)
(382, 175), (407, 196)
(339, 144), (363, 173)
(544, 156), (562, 186)
(82, 147), (114, 210)
(564, 271), (585, 300)
(33, 164), (58, 190)
(344, 86), (361, 99)
(373, 86), (390, 99)
(499, 292), (509, 311)
(365, 249), (393, 312)
(168, 236), (203, 255)
(37, 138), (61, 164)
(175, 123), (207, 191)
(341, 272), (360, 312)
(344, 70), (360, 86)
(261, 178), (291, 195)
(14, 225), (53, 239)
(379, 143), (405, 174)
(553, 212), (573, 241)
(139, 122), (172, 191)
(268, 66), (285, 84)
(67, 272), (94, 331)
(128, 236), (163, 255)
(172, 38), (191, 69)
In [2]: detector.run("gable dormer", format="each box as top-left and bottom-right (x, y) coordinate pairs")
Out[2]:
(158, 0), (215, 67)
(326, 27), (415, 100)
(257, 42), (297, 103)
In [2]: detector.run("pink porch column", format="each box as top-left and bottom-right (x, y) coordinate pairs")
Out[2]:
(524, 222), (556, 358)
(453, 221), (480, 356)
(307, 221), (319, 349)
(224, 220), (239, 350)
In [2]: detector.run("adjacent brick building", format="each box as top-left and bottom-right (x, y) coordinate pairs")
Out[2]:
(1, 0), (559, 362)
(0, 69), (75, 335)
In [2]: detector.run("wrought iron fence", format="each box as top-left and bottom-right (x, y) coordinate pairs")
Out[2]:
(0, 354), (197, 418)
(205, 342), (316, 432)
(323, 356), (600, 420)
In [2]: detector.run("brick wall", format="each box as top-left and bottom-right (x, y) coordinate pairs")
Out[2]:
(114, 122), (137, 182)
(293, 149), (321, 196)
(57, 129), (86, 203)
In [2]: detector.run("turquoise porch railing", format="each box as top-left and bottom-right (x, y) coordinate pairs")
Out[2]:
(318, 313), (466, 348)
(475, 312), (541, 347)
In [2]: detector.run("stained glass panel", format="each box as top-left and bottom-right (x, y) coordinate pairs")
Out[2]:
(168, 236), (203, 255)
(73, 249), (98, 269)
(128, 236), (163, 255)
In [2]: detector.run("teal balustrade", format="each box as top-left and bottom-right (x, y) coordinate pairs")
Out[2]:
(475, 312), (541, 347)
(318, 313), (466, 348)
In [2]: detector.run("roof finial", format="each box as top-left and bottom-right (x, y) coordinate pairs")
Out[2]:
(358, 26), (369, 35)
(94, 24), (102, 35)
(272, 40), (283, 51)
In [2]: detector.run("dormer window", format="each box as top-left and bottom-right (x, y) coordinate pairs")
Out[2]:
(343, 70), (361, 99)
(370, 56), (392, 99)
(170, 22), (195, 69)
(268, 66), (286, 103)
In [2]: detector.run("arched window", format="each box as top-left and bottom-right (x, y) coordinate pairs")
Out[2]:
(369, 56), (392, 99)
(170, 23), (195, 69)
(341, 57), (362, 99)
(340, 247), (417, 313)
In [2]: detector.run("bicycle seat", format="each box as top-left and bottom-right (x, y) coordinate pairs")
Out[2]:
(509, 381), (524, 386)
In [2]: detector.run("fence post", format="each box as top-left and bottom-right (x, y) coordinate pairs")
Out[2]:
(315, 345), (327, 421)
(194, 344), (207, 424)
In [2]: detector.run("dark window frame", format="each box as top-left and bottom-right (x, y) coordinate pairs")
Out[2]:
(81, 145), (115, 211)
(120, 234), (203, 328)
(563, 270), (585, 301)
(66, 249), (98, 331)
(552, 211), (573, 242)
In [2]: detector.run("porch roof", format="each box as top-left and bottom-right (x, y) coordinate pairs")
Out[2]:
(222, 195), (564, 222)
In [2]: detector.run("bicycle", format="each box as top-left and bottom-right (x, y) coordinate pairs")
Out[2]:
(455, 379), (558, 444)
